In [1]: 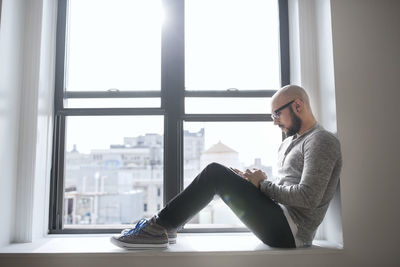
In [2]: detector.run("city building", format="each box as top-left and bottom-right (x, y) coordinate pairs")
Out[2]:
(64, 130), (205, 226)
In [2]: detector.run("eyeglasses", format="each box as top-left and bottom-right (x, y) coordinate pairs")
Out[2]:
(271, 100), (295, 120)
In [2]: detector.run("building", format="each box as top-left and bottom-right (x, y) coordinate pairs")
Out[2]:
(64, 190), (144, 225)
(200, 141), (242, 170)
(64, 130), (205, 225)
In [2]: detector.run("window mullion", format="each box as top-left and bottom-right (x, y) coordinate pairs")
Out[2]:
(183, 114), (273, 122)
(49, 114), (66, 232)
(64, 91), (161, 99)
(279, 0), (290, 86)
(57, 108), (165, 116)
(185, 90), (277, 98)
(161, 0), (185, 204)
(54, 0), (68, 112)
(49, 0), (68, 232)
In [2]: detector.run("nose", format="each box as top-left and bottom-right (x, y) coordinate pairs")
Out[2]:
(272, 117), (279, 125)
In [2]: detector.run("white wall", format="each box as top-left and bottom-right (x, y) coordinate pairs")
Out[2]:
(0, 0), (56, 246)
(1, 0), (400, 266)
(30, 0), (56, 241)
(0, 0), (24, 248)
(331, 0), (400, 265)
(14, 0), (56, 243)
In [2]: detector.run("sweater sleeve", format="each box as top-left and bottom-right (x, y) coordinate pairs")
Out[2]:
(260, 132), (340, 209)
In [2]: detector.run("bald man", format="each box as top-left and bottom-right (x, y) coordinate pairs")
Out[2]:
(111, 85), (342, 249)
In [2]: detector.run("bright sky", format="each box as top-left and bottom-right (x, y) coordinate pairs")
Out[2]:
(65, 0), (282, 167)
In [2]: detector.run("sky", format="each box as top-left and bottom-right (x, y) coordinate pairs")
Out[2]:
(65, 0), (282, 167)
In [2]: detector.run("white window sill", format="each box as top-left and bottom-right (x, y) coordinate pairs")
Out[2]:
(0, 233), (342, 256)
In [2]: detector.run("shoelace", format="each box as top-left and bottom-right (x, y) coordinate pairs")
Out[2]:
(123, 219), (147, 237)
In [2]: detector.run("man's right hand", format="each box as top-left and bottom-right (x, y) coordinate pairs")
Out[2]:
(243, 168), (268, 188)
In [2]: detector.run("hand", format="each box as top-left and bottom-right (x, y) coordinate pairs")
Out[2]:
(243, 168), (268, 188)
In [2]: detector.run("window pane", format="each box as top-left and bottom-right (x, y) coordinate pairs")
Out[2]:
(65, 98), (161, 108)
(66, 0), (162, 92)
(185, 97), (272, 114)
(64, 116), (164, 227)
(185, 0), (280, 91)
(183, 121), (282, 227)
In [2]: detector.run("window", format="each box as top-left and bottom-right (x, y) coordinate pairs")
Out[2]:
(49, 0), (290, 234)
(157, 187), (161, 197)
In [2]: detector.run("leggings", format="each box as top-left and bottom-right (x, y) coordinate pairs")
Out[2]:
(157, 162), (296, 248)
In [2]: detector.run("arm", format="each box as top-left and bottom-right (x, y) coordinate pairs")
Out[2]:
(260, 133), (340, 209)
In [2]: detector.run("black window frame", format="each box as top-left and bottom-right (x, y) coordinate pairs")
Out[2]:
(49, 0), (290, 234)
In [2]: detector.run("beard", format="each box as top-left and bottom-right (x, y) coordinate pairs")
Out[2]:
(284, 107), (302, 137)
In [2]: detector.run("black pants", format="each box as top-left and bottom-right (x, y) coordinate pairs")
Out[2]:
(157, 162), (296, 248)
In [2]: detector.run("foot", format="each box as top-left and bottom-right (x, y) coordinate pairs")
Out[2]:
(110, 217), (168, 249)
(120, 220), (177, 244)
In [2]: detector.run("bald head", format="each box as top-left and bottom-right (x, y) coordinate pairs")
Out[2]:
(272, 85), (311, 108)
(271, 85), (316, 135)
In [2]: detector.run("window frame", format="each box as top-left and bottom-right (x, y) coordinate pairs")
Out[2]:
(49, 0), (290, 234)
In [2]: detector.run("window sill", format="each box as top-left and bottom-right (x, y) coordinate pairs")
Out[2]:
(0, 233), (342, 256)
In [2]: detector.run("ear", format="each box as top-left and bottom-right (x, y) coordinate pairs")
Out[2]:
(294, 99), (303, 112)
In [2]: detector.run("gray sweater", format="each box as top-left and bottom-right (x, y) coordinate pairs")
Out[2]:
(260, 123), (342, 245)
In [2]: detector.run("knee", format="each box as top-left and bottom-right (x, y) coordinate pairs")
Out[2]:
(202, 162), (228, 187)
(206, 162), (225, 172)
(202, 162), (227, 179)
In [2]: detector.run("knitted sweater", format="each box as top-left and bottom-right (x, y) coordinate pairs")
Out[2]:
(260, 123), (342, 245)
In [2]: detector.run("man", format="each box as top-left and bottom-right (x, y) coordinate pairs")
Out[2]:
(110, 85), (342, 249)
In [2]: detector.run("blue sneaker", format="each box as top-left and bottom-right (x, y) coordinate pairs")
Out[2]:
(120, 220), (177, 244)
(110, 217), (168, 249)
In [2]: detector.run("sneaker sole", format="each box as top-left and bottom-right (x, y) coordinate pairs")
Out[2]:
(119, 229), (176, 244)
(110, 236), (168, 249)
